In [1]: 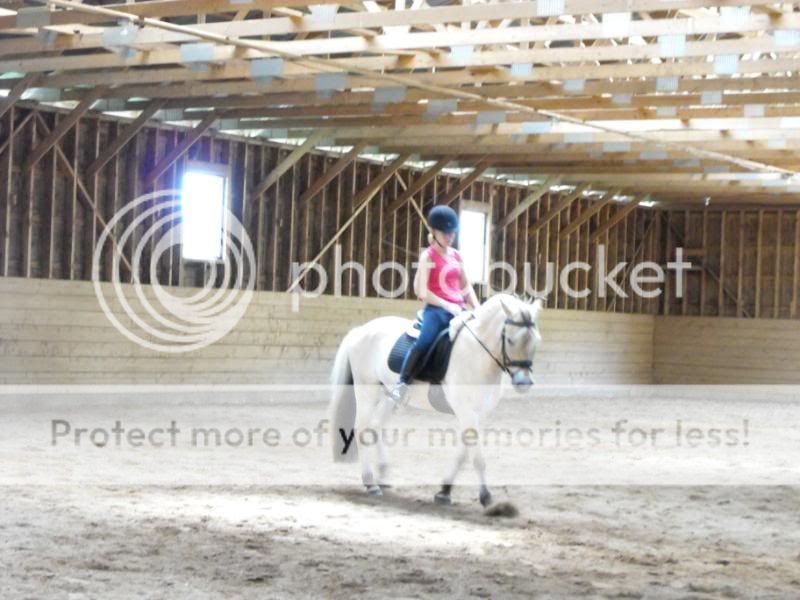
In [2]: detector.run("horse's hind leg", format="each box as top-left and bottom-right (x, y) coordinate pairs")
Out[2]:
(371, 397), (395, 488)
(354, 384), (384, 496)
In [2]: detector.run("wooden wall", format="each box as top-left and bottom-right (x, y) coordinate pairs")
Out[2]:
(535, 309), (654, 385)
(2, 104), (798, 320)
(661, 209), (800, 319)
(0, 277), (654, 385)
(654, 315), (800, 384)
(0, 103), (661, 314)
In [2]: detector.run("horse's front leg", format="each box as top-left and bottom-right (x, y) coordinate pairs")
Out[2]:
(473, 441), (492, 508)
(458, 401), (494, 508)
(437, 386), (493, 507)
(434, 439), (468, 505)
(436, 426), (491, 506)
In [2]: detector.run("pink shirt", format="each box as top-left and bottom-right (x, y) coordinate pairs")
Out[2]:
(426, 246), (465, 306)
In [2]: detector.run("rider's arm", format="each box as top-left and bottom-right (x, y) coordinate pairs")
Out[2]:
(414, 251), (455, 311)
(460, 267), (480, 310)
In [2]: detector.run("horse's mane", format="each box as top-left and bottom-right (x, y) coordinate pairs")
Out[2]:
(474, 293), (544, 323)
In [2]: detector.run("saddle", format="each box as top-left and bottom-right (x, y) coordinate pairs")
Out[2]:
(387, 311), (467, 414)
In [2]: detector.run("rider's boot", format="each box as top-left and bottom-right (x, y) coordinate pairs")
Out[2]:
(388, 345), (425, 407)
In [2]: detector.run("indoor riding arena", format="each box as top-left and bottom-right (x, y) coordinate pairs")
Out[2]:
(1, 1), (799, 598)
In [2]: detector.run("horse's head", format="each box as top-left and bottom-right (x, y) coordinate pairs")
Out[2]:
(498, 295), (543, 394)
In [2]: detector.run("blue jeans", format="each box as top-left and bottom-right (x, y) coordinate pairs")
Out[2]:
(399, 305), (453, 383)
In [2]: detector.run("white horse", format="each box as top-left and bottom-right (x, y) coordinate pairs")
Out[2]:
(329, 293), (543, 506)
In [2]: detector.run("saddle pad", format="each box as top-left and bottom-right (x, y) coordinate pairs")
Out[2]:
(427, 385), (454, 415)
(387, 330), (454, 385)
(386, 335), (454, 414)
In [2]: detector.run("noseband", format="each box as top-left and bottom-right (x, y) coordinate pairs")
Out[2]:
(462, 314), (537, 376)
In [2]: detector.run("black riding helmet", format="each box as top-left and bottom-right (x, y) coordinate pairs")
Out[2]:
(428, 205), (459, 233)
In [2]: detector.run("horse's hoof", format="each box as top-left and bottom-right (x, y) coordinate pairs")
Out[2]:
(434, 492), (452, 505)
(479, 490), (493, 508)
(366, 485), (383, 497)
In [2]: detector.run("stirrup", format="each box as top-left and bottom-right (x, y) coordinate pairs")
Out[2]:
(387, 382), (410, 407)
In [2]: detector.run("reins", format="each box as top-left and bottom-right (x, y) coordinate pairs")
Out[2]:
(459, 311), (537, 376)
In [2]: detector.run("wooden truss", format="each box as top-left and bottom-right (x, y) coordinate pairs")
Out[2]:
(0, 0), (799, 213)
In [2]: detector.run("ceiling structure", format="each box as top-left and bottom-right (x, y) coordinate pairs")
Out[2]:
(1, 0), (799, 207)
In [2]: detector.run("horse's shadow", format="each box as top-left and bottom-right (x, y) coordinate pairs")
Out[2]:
(328, 486), (522, 529)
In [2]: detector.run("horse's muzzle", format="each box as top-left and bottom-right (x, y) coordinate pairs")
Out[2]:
(511, 370), (534, 393)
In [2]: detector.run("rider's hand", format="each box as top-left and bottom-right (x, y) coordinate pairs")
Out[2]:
(446, 302), (463, 316)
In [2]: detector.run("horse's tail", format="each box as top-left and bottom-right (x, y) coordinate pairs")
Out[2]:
(329, 330), (357, 463)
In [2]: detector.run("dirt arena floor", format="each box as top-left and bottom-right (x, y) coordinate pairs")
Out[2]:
(2, 483), (798, 598)
(2, 388), (799, 597)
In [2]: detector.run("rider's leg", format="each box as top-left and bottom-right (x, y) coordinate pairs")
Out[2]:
(388, 306), (452, 405)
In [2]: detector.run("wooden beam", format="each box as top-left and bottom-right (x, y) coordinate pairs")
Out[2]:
(2, 105), (15, 276)
(314, 124), (800, 145)
(287, 152), (411, 292)
(792, 210), (800, 319)
(528, 184), (590, 236)
(2, 0), (785, 32)
(250, 130), (327, 199)
(85, 99), (166, 179)
(0, 0), (345, 29)
(144, 111), (218, 187)
(559, 190), (619, 239)
(30, 73), (800, 110)
(755, 209), (763, 318)
(0, 111), (33, 158)
(496, 177), (559, 231)
(718, 210), (726, 316)
(774, 210), (782, 318)
(735, 211), (744, 317)
(666, 217), (751, 318)
(393, 158), (488, 234)
(41, 0), (797, 182)
(607, 216), (657, 312)
(296, 142), (367, 206)
(23, 85), (107, 172)
(12, 7), (799, 61)
(435, 159), (491, 207)
(386, 156), (451, 213)
(11, 10), (797, 72)
(169, 93), (800, 121)
(590, 198), (643, 244)
(352, 154), (412, 210)
(225, 104), (800, 131)
(0, 73), (41, 121)
(33, 113), (133, 274)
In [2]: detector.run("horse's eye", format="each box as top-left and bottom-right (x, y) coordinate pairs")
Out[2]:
(507, 338), (514, 346)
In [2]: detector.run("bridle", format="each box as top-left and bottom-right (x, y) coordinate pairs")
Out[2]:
(461, 313), (537, 376)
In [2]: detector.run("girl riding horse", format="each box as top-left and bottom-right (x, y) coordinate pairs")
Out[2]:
(388, 205), (480, 406)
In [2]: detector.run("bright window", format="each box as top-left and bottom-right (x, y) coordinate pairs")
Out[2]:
(458, 202), (491, 284)
(181, 166), (228, 261)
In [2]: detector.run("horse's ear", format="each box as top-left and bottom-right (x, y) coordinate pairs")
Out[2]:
(529, 298), (543, 322)
(500, 298), (513, 318)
